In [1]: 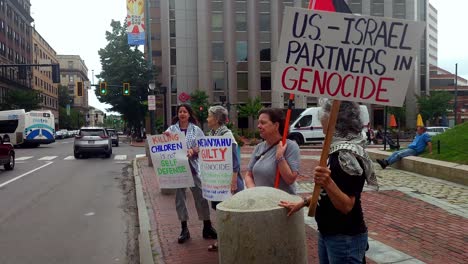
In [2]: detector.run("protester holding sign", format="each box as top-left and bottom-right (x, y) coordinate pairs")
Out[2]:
(244, 108), (300, 194)
(279, 100), (378, 263)
(165, 104), (217, 244)
(205, 105), (244, 252)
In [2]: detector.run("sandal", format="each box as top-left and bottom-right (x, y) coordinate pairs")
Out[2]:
(208, 243), (218, 252)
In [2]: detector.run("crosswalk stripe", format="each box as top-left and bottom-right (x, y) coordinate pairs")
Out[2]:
(135, 154), (146, 158)
(38, 156), (58, 161)
(64, 156), (75, 160)
(114, 155), (127, 160)
(16, 156), (33, 161)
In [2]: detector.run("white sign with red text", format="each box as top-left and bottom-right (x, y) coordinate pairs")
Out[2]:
(198, 136), (233, 201)
(274, 7), (425, 107)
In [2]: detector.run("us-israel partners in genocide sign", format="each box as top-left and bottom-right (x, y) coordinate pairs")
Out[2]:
(198, 136), (233, 201)
(148, 133), (194, 188)
(273, 7), (426, 107)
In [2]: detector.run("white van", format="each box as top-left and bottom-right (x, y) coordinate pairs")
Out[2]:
(288, 105), (369, 145)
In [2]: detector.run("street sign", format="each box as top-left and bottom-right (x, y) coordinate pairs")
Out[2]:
(148, 95), (156, 110)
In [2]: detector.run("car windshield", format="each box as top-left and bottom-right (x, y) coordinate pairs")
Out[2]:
(80, 129), (105, 136)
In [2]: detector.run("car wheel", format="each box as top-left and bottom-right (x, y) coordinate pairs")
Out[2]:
(115, 142), (119, 147)
(4, 153), (15, 170)
(74, 152), (80, 159)
(290, 134), (303, 145)
(105, 150), (112, 158)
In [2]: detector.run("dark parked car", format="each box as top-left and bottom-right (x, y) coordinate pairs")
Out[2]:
(106, 128), (119, 147)
(0, 135), (15, 170)
(74, 127), (112, 158)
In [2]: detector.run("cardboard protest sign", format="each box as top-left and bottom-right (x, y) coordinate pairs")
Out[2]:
(147, 133), (194, 188)
(274, 7), (426, 107)
(198, 136), (233, 201)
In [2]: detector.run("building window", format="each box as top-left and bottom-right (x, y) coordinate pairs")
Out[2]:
(261, 72), (272, 88)
(212, 71), (224, 91)
(212, 42), (224, 61)
(236, 41), (247, 62)
(235, 0), (246, 12)
(212, 13), (223, 31)
(212, 1), (223, 11)
(237, 72), (248, 91)
(371, 0), (384, 17)
(393, 0), (406, 19)
(170, 21), (176, 37)
(170, 48), (176, 65)
(236, 13), (247, 32)
(259, 13), (270, 32)
(260, 42), (270, 62)
(348, 0), (362, 14)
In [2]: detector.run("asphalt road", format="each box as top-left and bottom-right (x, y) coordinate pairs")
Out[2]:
(0, 137), (145, 264)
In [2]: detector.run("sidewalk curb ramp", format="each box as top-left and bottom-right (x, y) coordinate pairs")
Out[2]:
(367, 149), (468, 186)
(133, 158), (156, 264)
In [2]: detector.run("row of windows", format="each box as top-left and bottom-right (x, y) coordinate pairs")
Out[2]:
(0, 41), (27, 63)
(211, 41), (270, 62)
(40, 94), (58, 109)
(34, 76), (58, 95)
(0, 0), (31, 35)
(211, 71), (271, 92)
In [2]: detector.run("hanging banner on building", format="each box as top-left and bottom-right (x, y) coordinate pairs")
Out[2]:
(273, 7), (426, 107)
(148, 133), (194, 188)
(198, 136), (233, 201)
(126, 0), (146, 46)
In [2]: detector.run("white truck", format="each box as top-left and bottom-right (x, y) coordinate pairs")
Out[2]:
(288, 105), (369, 145)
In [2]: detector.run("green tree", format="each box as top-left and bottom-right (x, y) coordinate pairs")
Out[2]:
(417, 91), (453, 126)
(96, 20), (154, 134)
(0, 89), (41, 111)
(58, 85), (73, 108)
(58, 107), (84, 129)
(238, 97), (263, 134)
(189, 90), (210, 130)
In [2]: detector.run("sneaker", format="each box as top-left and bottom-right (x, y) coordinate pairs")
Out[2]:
(376, 159), (387, 169)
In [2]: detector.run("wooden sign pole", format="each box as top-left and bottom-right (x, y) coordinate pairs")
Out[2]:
(308, 100), (341, 217)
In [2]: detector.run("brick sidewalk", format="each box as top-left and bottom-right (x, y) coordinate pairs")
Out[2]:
(138, 145), (467, 263)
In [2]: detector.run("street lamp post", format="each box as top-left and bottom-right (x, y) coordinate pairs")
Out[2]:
(149, 82), (156, 135)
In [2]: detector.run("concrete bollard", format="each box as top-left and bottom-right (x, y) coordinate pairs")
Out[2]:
(217, 187), (307, 264)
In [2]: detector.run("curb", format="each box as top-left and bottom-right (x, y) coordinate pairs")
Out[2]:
(133, 158), (155, 264)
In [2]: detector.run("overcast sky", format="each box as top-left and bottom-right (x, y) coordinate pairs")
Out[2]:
(30, 0), (467, 113)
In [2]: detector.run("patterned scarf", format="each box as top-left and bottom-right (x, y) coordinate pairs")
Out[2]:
(329, 133), (379, 190)
(208, 125), (237, 144)
(168, 122), (198, 149)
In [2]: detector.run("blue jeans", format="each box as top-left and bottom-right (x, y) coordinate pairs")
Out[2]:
(318, 233), (368, 264)
(386, 148), (417, 165)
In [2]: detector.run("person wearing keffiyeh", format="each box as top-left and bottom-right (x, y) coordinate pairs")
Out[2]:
(205, 105), (245, 252)
(165, 104), (217, 244)
(280, 100), (378, 264)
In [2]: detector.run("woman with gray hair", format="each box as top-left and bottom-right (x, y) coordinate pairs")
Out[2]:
(206, 105), (244, 252)
(279, 100), (378, 264)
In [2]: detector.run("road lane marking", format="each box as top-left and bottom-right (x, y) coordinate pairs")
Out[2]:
(64, 156), (75, 160)
(0, 162), (54, 188)
(135, 154), (146, 158)
(38, 156), (58, 161)
(114, 155), (127, 160)
(16, 156), (33, 161)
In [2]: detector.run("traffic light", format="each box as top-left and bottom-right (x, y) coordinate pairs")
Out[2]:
(76, 81), (84, 97)
(51, 64), (60, 83)
(123, 83), (130, 96)
(99, 82), (107, 95)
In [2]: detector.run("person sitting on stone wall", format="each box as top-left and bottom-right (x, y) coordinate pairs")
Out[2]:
(376, 126), (432, 169)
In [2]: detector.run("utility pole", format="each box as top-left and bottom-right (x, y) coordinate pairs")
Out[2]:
(146, 0), (155, 135)
(454, 63), (458, 126)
